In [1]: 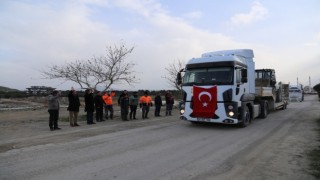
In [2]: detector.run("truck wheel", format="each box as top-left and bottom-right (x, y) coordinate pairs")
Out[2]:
(259, 101), (268, 118)
(239, 106), (250, 128)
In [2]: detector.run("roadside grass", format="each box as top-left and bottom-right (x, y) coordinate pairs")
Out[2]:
(308, 118), (320, 178)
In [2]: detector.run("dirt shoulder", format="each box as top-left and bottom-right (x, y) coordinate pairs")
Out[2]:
(0, 102), (178, 153)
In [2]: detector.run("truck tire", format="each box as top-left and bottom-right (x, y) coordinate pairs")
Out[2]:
(259, 101), (268, 118)
(239, 106), (250, 128)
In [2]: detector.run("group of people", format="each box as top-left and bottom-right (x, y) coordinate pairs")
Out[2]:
(47, 88), (175, 131)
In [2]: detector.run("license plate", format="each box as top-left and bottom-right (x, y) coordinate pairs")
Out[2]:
(197, 118), (211, 122)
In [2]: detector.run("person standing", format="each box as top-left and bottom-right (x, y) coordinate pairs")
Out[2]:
(165, 91), (174, 116)
(48, 90), (61, 131)
(154, 93), (162, 117)
(139, 91), (153, 119)
(102, 91), (115, 120)
(84, 89), (95, 125)
(129, 92), (139, 120)
(67, 88), (80, 127)
(118, 90), (128, 105)
(120, 92), (130, 121)
(94, 91), (105, 122)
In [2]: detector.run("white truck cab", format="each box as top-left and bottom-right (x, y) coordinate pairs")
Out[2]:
(177, 49), (287, 127)
(289, 84), (304, 102)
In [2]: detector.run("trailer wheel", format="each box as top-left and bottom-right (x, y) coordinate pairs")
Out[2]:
(259, 101), (268, 119)
(239, 106), (250, 128)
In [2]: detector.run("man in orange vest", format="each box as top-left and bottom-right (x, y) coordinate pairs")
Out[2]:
(102, 91), (115, 120)
(139, 91), (153, 119)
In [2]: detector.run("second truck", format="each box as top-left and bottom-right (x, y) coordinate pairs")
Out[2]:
(177, 49), (288, 127)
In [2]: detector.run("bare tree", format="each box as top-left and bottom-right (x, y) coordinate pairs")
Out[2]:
(163, 59), (185, 91)
(42, 42), (137, 91)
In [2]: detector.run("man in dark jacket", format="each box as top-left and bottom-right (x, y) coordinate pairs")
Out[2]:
(94, 91), (105, 122)
(48, 90), (61, 131)
(118, 90), (128, 105)
(67, 88), (81, 127)
(120, 91), (129, 121)
(129, 92), (139, 120)
(165, 91), (174, 116)
(154, 93), (162, 117)
(84, 89), (95, 125)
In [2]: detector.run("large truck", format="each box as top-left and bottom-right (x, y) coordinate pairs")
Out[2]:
(289, 84), (304, 102)
(176, 49), (288, 127)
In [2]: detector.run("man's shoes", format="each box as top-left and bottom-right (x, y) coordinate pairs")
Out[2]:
(54, 127), (61, 130)
(74, 123), (80, 126)
(50, 127), (54, 131)
(101, 119), (105, 121)
(70, 124), (74, 127)
(92, 122), (96, 124)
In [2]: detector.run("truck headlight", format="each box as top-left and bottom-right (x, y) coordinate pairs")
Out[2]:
(180, 109), (185, 115)
(228, 111), (234, 117)
(224, 102), (237, 118)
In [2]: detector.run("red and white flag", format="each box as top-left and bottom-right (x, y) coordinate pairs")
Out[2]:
(193, 85), (217, 118)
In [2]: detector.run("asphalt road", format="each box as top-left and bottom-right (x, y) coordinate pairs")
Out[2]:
(0, 95), (319, 180)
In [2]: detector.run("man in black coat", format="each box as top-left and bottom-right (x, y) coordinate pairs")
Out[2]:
(154, 93), (162, 117)
(67, 88), (81, 127)
(94, 91), (105, 122)
(120, 91), (129, 121)
(84, 89), (95, 125)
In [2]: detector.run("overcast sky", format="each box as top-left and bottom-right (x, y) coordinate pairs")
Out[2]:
(0, 0), (319, 91)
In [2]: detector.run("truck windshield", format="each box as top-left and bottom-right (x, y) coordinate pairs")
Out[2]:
(183, 67), (233, 86)
(289, 88), (301, 93)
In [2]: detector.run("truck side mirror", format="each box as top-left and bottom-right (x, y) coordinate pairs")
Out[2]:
(241, 69), (247, 83)
(176, 68), (185, 85)
(177, 72), (182, 85)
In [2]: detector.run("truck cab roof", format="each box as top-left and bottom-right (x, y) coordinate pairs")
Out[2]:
(186, 49), (254, 68)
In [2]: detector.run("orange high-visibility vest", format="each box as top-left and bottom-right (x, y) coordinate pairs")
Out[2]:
(139, 96), (152, 105)
(103, 92), (115, 105)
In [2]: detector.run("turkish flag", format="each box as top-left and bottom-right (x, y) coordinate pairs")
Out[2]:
(193, 85), (217, 118)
